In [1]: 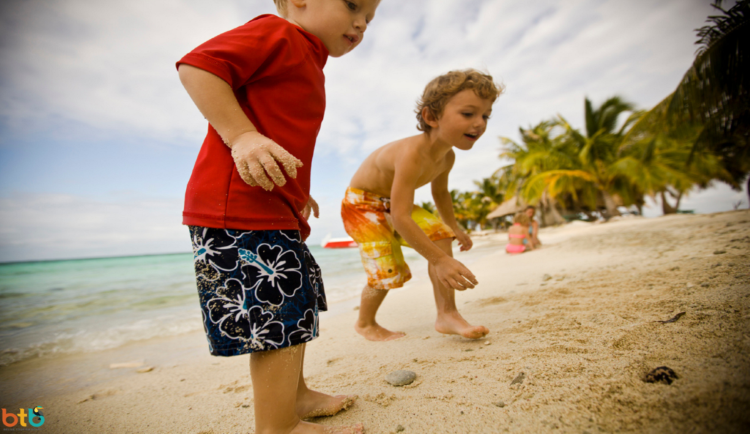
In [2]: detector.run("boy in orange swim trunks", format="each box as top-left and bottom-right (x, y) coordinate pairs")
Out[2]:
(342, 69), (504, 341)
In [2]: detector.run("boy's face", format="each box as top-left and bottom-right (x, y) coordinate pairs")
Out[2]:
(287, 0), (381, 57)
(430, 89), (494, 151)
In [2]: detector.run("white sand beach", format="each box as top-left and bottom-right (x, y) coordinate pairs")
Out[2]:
(2, 210), (749, 433)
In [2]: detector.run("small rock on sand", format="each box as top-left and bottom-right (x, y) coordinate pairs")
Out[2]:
(713, 250), (726, 255)
(493, 401), (505, 408)
(386, 370), (417, 386)
(644, 366), (679, 385)
(510, 372), (526, 385)
(136, 366), (154, 373)
(396, 425), (405, 432)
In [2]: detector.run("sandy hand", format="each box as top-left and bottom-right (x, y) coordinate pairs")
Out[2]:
(434, 256), (477, 291)
(229, 131), (303, 191)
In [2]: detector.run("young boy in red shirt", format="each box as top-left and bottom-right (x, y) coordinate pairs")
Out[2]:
(342, 70), (503, 342)
(177, 1), (380, 433)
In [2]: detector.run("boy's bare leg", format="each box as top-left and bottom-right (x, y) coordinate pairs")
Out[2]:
(250, 345), (364, 434)
(354, 285), (406, 341)
(430, 238), (489, 339)
(296, 345), (358, 419)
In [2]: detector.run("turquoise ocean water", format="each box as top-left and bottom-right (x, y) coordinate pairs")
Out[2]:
(0, 246), (427, 366)
(0, 238), (502, 367)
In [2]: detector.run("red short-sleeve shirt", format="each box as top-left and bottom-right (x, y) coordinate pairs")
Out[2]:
(176, 14), (328, 241)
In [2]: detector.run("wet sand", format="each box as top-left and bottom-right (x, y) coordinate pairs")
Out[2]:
(1, 210), (749, 433)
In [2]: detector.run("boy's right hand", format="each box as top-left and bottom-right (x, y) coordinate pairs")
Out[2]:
(433, 256), (478, 291)
(229, 131), (303, 191)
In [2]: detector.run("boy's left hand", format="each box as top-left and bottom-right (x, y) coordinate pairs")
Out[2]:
(455, 230), (473, 252)
(301, 196), (319, 221)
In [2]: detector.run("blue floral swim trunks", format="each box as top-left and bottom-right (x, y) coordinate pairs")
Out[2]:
(189, 226), (327, 356)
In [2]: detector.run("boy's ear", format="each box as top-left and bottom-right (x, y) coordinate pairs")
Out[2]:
(422, 107), (440, 129)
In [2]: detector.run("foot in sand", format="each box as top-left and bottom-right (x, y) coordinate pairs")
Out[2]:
(290, 421), (365, 434)
(354, 322), (405, 341)
(297, 389), (357, 420)
(435, 312), (489, 339)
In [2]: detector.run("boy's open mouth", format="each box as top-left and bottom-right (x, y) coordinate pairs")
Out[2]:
(344, 34), (359, 45)
(464, 133), (479, 140)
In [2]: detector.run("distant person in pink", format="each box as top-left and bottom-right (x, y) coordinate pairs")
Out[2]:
(506, 212), (534, 254)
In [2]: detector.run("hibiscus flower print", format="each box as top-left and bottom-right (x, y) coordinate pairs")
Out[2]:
(239, 245), (303, 306)
(304, 249), (327, 311)
(288, 309), (317, 344)
(205, 279), (250, 340)
(190, 226), (240, 272)
(193, 228), (221, 263)
(279, 230), (302, 243)
(247, 306), (285, 351)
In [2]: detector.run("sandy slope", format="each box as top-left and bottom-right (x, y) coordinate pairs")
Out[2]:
(2, 211), (749, 433)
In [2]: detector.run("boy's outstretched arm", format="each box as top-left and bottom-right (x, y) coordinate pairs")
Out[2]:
(178, 65), (302, 191)
(431, 157), (473, 252)
(390, 152), (478, 291)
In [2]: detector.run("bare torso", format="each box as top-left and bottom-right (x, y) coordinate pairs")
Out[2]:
(349, 134), (453, 197)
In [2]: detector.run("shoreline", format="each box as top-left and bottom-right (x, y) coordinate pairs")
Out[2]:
(1, 211), (748, 433)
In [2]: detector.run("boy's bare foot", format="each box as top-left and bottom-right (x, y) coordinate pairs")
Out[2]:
(354, 322), (405, 341)
(297, 389), (358, 419)
(435, 312), (489, 339)
(290, 421), (365, 434)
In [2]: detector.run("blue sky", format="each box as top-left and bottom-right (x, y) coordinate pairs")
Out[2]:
(0, 0), (746, 262)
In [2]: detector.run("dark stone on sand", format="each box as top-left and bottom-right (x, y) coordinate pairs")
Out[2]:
(656, 312), (685, 324)
(493, 401), (505, 408)
(396, 425), (405, 432)
(713, 250), (726, 255)
(644, 366), (679, 385)
(386, 370), (416, 386)
(510, 372), (526, 385)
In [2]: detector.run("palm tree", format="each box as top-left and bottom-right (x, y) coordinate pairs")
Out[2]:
(612, 132), (728, 214)
(624, 0), (750, 203)
(505, 97), (639, 219)
(496, 120), (580, 224)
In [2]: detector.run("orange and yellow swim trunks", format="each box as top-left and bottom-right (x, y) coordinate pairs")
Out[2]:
(341, 187), (455, 290)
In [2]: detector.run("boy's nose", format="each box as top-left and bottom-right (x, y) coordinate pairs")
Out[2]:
(354, 18), (367, 33)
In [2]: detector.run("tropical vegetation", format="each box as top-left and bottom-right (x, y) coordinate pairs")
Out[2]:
(430, 0), (748, 231)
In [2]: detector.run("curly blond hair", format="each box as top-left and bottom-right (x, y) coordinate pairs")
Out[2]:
(513, 212), (531, 226)
(273, 0), (287, 16)
(415, 69), (504, 132)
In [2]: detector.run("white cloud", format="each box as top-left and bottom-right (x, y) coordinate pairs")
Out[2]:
(0, 193), (189, 262)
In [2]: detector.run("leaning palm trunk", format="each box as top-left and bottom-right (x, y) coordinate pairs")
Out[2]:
(539, 192), (566, 226)
(660, 191), (678, 214)
(601, 191), (622, 219)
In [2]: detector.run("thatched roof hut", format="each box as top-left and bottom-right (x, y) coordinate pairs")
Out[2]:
(486, 197), (527, 220)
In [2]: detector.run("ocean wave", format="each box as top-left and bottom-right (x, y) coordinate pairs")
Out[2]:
(0, 310), (203, 367)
